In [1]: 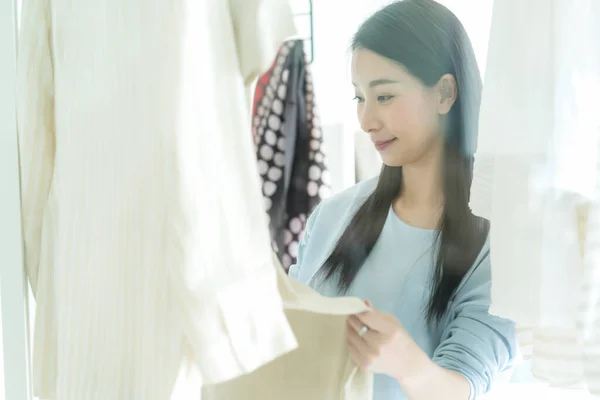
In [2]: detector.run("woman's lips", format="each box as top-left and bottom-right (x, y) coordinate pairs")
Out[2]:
(374, 138), (397, 151)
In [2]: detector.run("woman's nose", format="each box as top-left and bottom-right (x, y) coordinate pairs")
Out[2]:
(359, 104), (382, 133)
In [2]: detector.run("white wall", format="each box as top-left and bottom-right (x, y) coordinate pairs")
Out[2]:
(309, 0), (385, 127)
(306, 1), (380, 193)
(438, 0), (494, 75)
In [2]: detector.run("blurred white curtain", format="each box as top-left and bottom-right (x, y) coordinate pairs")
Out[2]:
(470, 0), (600, 394)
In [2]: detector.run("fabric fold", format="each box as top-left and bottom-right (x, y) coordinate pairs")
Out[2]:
(201, 254), (373, 400)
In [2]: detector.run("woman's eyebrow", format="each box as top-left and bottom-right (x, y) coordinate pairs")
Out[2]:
(368, 78), (400, 87)
(352, 78), (400, 88)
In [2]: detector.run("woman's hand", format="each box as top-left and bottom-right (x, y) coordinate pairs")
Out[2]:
(346, 300), (426, 382)
(346, 300), (472, 399)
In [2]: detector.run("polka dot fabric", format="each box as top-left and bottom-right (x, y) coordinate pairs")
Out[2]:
(252, 40), (331, 272)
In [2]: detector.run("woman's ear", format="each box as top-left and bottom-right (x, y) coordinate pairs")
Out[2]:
(436, 74), (457, 115)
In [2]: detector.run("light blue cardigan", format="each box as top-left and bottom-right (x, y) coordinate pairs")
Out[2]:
(289, 178), (518, 400)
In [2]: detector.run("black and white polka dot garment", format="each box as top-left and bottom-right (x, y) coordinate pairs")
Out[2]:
(252, 40), (330, 272)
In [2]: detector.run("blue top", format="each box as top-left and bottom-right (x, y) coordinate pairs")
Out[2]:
(289, 178), (518, 400)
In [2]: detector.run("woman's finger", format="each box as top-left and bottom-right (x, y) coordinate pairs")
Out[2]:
(346, 318), (381, 354)
(348, 313), (388, 340)
(347, 315), (377, 341)
(346, 338), (369, 369)
(347, 314), (366, 333)
(346, 324), (372, 368)
(354, 309), (396, 334)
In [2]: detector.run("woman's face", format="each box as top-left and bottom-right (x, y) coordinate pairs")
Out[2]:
(351, 48), (452, 167)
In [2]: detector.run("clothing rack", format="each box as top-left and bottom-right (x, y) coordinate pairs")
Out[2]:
(292, 0), (314, 63)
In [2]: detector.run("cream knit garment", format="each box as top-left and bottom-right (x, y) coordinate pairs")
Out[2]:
(17, 0), (296, 398)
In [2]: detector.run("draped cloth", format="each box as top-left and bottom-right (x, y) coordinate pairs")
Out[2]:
(470, 0), (600, 393)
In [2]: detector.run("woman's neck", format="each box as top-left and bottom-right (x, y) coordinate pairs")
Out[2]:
(400, 165), (443, 208)
(400, 142), (443, 205)
(392, 145), (444, 229)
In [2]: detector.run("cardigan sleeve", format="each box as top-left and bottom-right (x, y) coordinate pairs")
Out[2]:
(228, 0), (296, 86)
(16, 0), (56, 296)
(288, 202), (323, 281)
(432, 247), (519, 399)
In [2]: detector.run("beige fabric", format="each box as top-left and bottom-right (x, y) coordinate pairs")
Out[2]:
(202, 256), (373, 400)
(17, 0), (297, 398)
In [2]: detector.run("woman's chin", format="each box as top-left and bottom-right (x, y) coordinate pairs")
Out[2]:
(381, 157), (404, 168)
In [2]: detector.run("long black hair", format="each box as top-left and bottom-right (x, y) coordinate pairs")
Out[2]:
(316, 0), (489, 324)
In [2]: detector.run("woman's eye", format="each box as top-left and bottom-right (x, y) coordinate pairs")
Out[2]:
(377, 95), (394, 103)
(353, 95), (365, 103)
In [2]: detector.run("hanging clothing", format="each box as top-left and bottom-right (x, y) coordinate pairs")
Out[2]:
(16, 0), (296, 399)
(202, 253), (373, 400)
(252, 39), (331, 271)
(470, 0), (600, 394)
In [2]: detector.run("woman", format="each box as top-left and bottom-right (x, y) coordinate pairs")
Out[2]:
(288, 1), (518, 399)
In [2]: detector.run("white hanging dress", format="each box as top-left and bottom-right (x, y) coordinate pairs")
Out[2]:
(17, 0), (297, 398)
